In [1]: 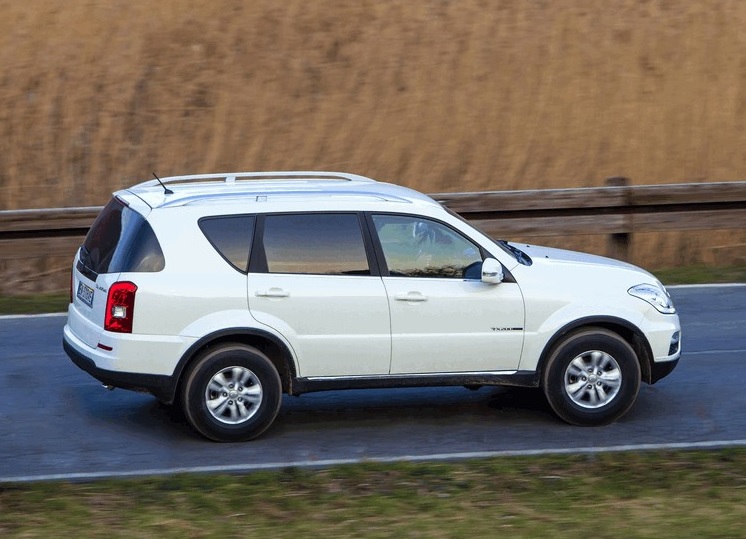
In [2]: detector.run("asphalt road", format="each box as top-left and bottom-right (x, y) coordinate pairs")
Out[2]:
(2, 285), (745, 482)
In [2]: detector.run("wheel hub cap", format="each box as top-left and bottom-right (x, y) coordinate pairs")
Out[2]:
(205, 366), (263, 425)
(563, 350), (622, 409)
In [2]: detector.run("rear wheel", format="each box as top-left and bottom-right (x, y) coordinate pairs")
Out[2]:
(181, 344), (282, 442)
(542, 328), (641, 426)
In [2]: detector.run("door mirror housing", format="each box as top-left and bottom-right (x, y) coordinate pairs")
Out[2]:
(481, 258), (504, 284)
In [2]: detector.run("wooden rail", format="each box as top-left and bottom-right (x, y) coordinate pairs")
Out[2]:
(3, 178), (746, 264)
(433, 177), (746, 260)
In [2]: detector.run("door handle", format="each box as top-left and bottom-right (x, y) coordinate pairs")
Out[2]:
(256, 288), (290, 298)
(394, 292), (427, 302)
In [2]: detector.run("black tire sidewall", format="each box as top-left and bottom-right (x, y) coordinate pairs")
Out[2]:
(543, 329), (641, 426)
(182, 344), (282, 442)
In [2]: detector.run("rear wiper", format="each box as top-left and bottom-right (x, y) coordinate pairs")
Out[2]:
(79, 246), (91, 266)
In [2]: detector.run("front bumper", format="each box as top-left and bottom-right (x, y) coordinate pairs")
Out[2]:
(649, 356), (680, 384)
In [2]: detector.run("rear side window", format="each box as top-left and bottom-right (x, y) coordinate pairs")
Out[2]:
(199, 215), (256, 272)
(80, 197), (165, 275)
(260, 213), (370, 275)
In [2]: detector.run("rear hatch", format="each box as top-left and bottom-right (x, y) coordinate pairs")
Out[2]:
(70, 195), (163, 346)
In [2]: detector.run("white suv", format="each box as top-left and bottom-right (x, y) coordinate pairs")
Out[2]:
(63, 172), (681, 442)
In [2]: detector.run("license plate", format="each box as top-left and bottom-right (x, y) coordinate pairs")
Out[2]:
(76, 281), (94, 307)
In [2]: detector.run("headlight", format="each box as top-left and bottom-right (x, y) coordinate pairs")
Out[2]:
(628, 283), (676, 314)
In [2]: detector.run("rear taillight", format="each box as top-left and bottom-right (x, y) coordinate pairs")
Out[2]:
(105, 281), (137, 333)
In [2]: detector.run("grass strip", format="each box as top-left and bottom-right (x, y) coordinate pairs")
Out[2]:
(0, 294), (68, 315)
(654, 264), (746, 285)
(1, 450), (744, 538)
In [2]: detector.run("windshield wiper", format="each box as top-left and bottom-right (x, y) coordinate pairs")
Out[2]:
(497, 240), (532, 266)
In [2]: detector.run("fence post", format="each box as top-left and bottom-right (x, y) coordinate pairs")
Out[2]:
(605, 176), (631, 261)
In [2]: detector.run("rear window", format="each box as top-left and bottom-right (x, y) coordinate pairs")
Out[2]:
(79, 197), (165, 275)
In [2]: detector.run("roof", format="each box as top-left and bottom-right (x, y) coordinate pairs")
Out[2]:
(122, 171), (439, 210)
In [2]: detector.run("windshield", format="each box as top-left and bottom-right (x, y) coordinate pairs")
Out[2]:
(442, 206), (531, 265)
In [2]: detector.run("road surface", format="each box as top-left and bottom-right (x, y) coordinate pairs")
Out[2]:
(1, 285), (745, 482)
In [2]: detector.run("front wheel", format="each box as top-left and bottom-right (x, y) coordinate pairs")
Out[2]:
(181, 344), (282, 442)
(542, 328), (641, 426)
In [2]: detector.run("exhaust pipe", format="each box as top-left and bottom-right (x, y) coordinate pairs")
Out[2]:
(102, 384), (115, 391)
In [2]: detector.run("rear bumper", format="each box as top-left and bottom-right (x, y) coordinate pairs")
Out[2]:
(63, 336), (177, 404)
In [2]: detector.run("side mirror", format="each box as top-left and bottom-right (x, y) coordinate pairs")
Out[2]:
(481, 258), (504, 284)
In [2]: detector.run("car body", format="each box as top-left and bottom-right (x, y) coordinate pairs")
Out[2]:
(63, 171), (681, 441)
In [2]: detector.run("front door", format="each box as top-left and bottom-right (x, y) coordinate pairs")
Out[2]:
(370, 214), (525, 374)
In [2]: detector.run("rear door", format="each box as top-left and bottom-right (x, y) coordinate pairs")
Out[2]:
(247, 212), (391, 377)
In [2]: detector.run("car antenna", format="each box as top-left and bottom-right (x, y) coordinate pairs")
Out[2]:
(153, 172), (174, 195)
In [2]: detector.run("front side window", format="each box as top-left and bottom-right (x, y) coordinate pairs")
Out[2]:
(261, 213), (370, 275)
(372, 214), (482, 278)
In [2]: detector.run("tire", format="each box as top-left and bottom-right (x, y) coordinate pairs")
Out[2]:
(181, 343), (282, 442)
(542, 328), (641, 426)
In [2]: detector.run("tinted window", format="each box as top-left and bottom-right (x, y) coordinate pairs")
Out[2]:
(125, 221), (165, 272)
(262, 214), (369, 275)
(199, 216), (256, 272)
(80, 197), (164, 274)
(372, 214), (482, 278)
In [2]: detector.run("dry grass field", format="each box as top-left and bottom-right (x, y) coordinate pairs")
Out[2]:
(2, 0), (746, 287)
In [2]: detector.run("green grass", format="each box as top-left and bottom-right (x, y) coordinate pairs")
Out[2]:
(1, 450), (745, 537)
(0, 293), (68, 315)
(654, 265), (746, 285)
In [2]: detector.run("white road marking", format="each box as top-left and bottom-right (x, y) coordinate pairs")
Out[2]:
(668, 283), (746, 289)
(3, 439), (746, 483)
(0, 312), (67, 320)
(685, 349), (746, 355)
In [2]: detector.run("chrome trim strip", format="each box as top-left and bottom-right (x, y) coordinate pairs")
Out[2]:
(305, 371), (519, 382)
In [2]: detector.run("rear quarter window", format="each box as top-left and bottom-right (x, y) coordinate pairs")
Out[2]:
(199, 215), (256, 272)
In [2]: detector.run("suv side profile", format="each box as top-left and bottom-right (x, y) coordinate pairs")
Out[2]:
(63, 172), (681, 442)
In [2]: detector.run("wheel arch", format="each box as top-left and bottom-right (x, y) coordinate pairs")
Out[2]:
(536, 316), (654, 386)
(167, 328), (299, 404)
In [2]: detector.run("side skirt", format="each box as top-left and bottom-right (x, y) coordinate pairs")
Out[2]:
(290, 371), (540, 396)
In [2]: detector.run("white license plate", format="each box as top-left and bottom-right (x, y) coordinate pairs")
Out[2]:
(76, 282), (94, 307)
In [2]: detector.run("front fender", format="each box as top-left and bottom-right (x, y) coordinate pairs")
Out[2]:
(519, 301), (646, 373)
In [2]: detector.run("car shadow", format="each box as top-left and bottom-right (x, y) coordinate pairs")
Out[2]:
(78, 383), (559, 442)
(275, 385), (556, 430)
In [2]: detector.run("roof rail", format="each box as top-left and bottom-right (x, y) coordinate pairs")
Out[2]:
(132, 171), (376, 189)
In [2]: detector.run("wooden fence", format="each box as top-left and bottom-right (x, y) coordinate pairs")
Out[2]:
(433, 177), (746, 261)
(2, 177), (746, 292)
